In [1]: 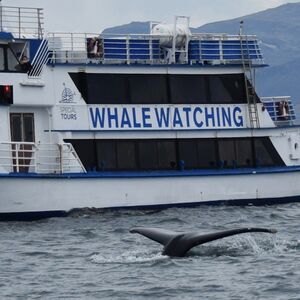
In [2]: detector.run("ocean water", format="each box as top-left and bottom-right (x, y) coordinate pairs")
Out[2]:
(0, 204), (299, 300)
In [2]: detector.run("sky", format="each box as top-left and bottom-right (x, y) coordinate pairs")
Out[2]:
(2, 0), (300, 32)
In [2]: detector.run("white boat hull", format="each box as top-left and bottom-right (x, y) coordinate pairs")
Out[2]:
(1, 168), (300, 219)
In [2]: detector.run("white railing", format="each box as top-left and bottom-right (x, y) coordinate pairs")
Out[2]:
(0, 142), (86, 174)
(45, 32), (264, 66)
(0, 6), (44, 39)
(261, 96), (296, 126)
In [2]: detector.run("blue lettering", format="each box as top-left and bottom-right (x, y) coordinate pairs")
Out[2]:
(193, 107), (203, 128)
(183, 107), (191, 127)
(107, 107), (119, 128)
(142, 107), (152, 128)
(216, 107), (221, 127)
(89, 107), (105, 128)
(155, 107), (170, 128)
(120, 108), (132, 128)
(173, 108), (183, 128)
(132, 108), (141, 128)
(221, 107), (232, 127)
(205, 107), (215, 127)
(233, 107), (244, 127)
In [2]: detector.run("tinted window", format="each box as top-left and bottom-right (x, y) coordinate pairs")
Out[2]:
(169, 75), (208, 104)
(235, 139), (253, 167)
(254, 138), (283, 167)
(87, 74), (129, 104)
(157, 140), (176, 169)
(129, 74), (168, 104)
(70, 73), (249, 104)
(197, 139), (217, 168)
(178, 139), (198, 169)
(209, 76), (233, 103)
(218, 139), (236, 168)
(67, 140), (96, 171)
(218, 74), (247, 103)
(7, 48), (19, 71)
(116, 141), (137, 170)
(138, 140), (158, 170)
(65, 137), (283, 172)
(96, 140), (116, 170)
(0, 48), (4, 70)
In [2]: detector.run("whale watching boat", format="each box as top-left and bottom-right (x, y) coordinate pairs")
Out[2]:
(0, 5), (299, 220)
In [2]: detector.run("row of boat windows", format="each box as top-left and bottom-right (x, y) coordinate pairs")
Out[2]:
(66, 138), (283, 172)
(70, 73), (253, 105)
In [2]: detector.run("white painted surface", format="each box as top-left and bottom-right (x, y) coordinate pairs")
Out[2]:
(1, 170), (300, 213)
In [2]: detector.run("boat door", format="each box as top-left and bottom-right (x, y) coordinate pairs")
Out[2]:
(10, 113), (35, 172)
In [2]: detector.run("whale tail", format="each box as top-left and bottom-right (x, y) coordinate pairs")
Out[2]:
(130, 227), (277, 257)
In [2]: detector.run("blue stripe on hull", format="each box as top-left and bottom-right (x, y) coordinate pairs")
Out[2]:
(1, 195), (300, 221)
(0, 210), (68, 222)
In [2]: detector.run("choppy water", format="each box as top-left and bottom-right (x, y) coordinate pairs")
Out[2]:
(0, 204), (300, 299)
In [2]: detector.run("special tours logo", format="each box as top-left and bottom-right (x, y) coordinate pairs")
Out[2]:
(60, 83), (76, 104)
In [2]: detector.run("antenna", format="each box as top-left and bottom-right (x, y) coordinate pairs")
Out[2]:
(239, 20), (244, 36)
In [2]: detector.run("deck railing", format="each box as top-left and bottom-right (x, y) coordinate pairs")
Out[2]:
(0, 142), (86, 174)
(46, 32), (264, 66)
(261, 96), (296, 126)
(0, 5), (44, 39)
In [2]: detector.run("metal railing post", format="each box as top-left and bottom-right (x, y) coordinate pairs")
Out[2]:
(59, 144), (63, 174)
(16, 144), (19, 173)
(18, 7), (21, 38)
(37, 8), (42, 38)
(0, 6), (3, 32)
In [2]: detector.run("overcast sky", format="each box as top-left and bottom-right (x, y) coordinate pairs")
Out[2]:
(3, 0), (300, 32)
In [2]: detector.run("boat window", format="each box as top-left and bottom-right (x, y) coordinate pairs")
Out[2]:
(138, 140), (158, 170)
(69, 140), (96, 171)
(254, 138), (283, 167)
(208, 76), (232, 104)
(0, 48), (5, 71)
(235, 139), (253, 167)
(169, 75), (208, 104)
(197, 139), (217, 168)
(216, 74), (247, 103)
(116, 141), (137, 170)
(96, 140), (117, 170)
(7, 47), (19, 71)
(218, 139), (236, 168)
(87, 74), (129, 104)
(129, 74), (168, 104)
(157, 140), (177, 169)
(178, 139), (198, 169)
(70, 73), (250, 105)
(66, 137), (284, 172)
(10, 114), (22, 141)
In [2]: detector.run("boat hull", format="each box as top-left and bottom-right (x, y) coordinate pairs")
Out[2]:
(1, 168), (300, 220)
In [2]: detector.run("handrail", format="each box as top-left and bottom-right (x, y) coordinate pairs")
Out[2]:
(0, 6), (44, 39)
(0, 142), (86, 174)
(261, 96), (296, 126)
(45, 31), (264, 67)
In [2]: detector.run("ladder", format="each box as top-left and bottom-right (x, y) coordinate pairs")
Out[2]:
(239, 22), (260, 129)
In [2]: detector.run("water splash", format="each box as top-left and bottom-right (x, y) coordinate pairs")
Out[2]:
(90, 249), (168, 264)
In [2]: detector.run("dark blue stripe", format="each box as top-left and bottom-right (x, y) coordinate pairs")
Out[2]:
(1, 195), (300, 221)
(0, 210), (68, 222)
(1, 166), (300, 179)
(97, 195), (300, 211)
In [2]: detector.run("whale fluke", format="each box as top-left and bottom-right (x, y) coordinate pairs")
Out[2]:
(130, 227), (277, 257)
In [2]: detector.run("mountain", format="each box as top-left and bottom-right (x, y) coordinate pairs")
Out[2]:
(103, 3), (300, 113)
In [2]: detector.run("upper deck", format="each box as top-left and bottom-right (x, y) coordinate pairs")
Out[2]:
(46, 32), (264, 67)
(0, 5), (264, 74)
